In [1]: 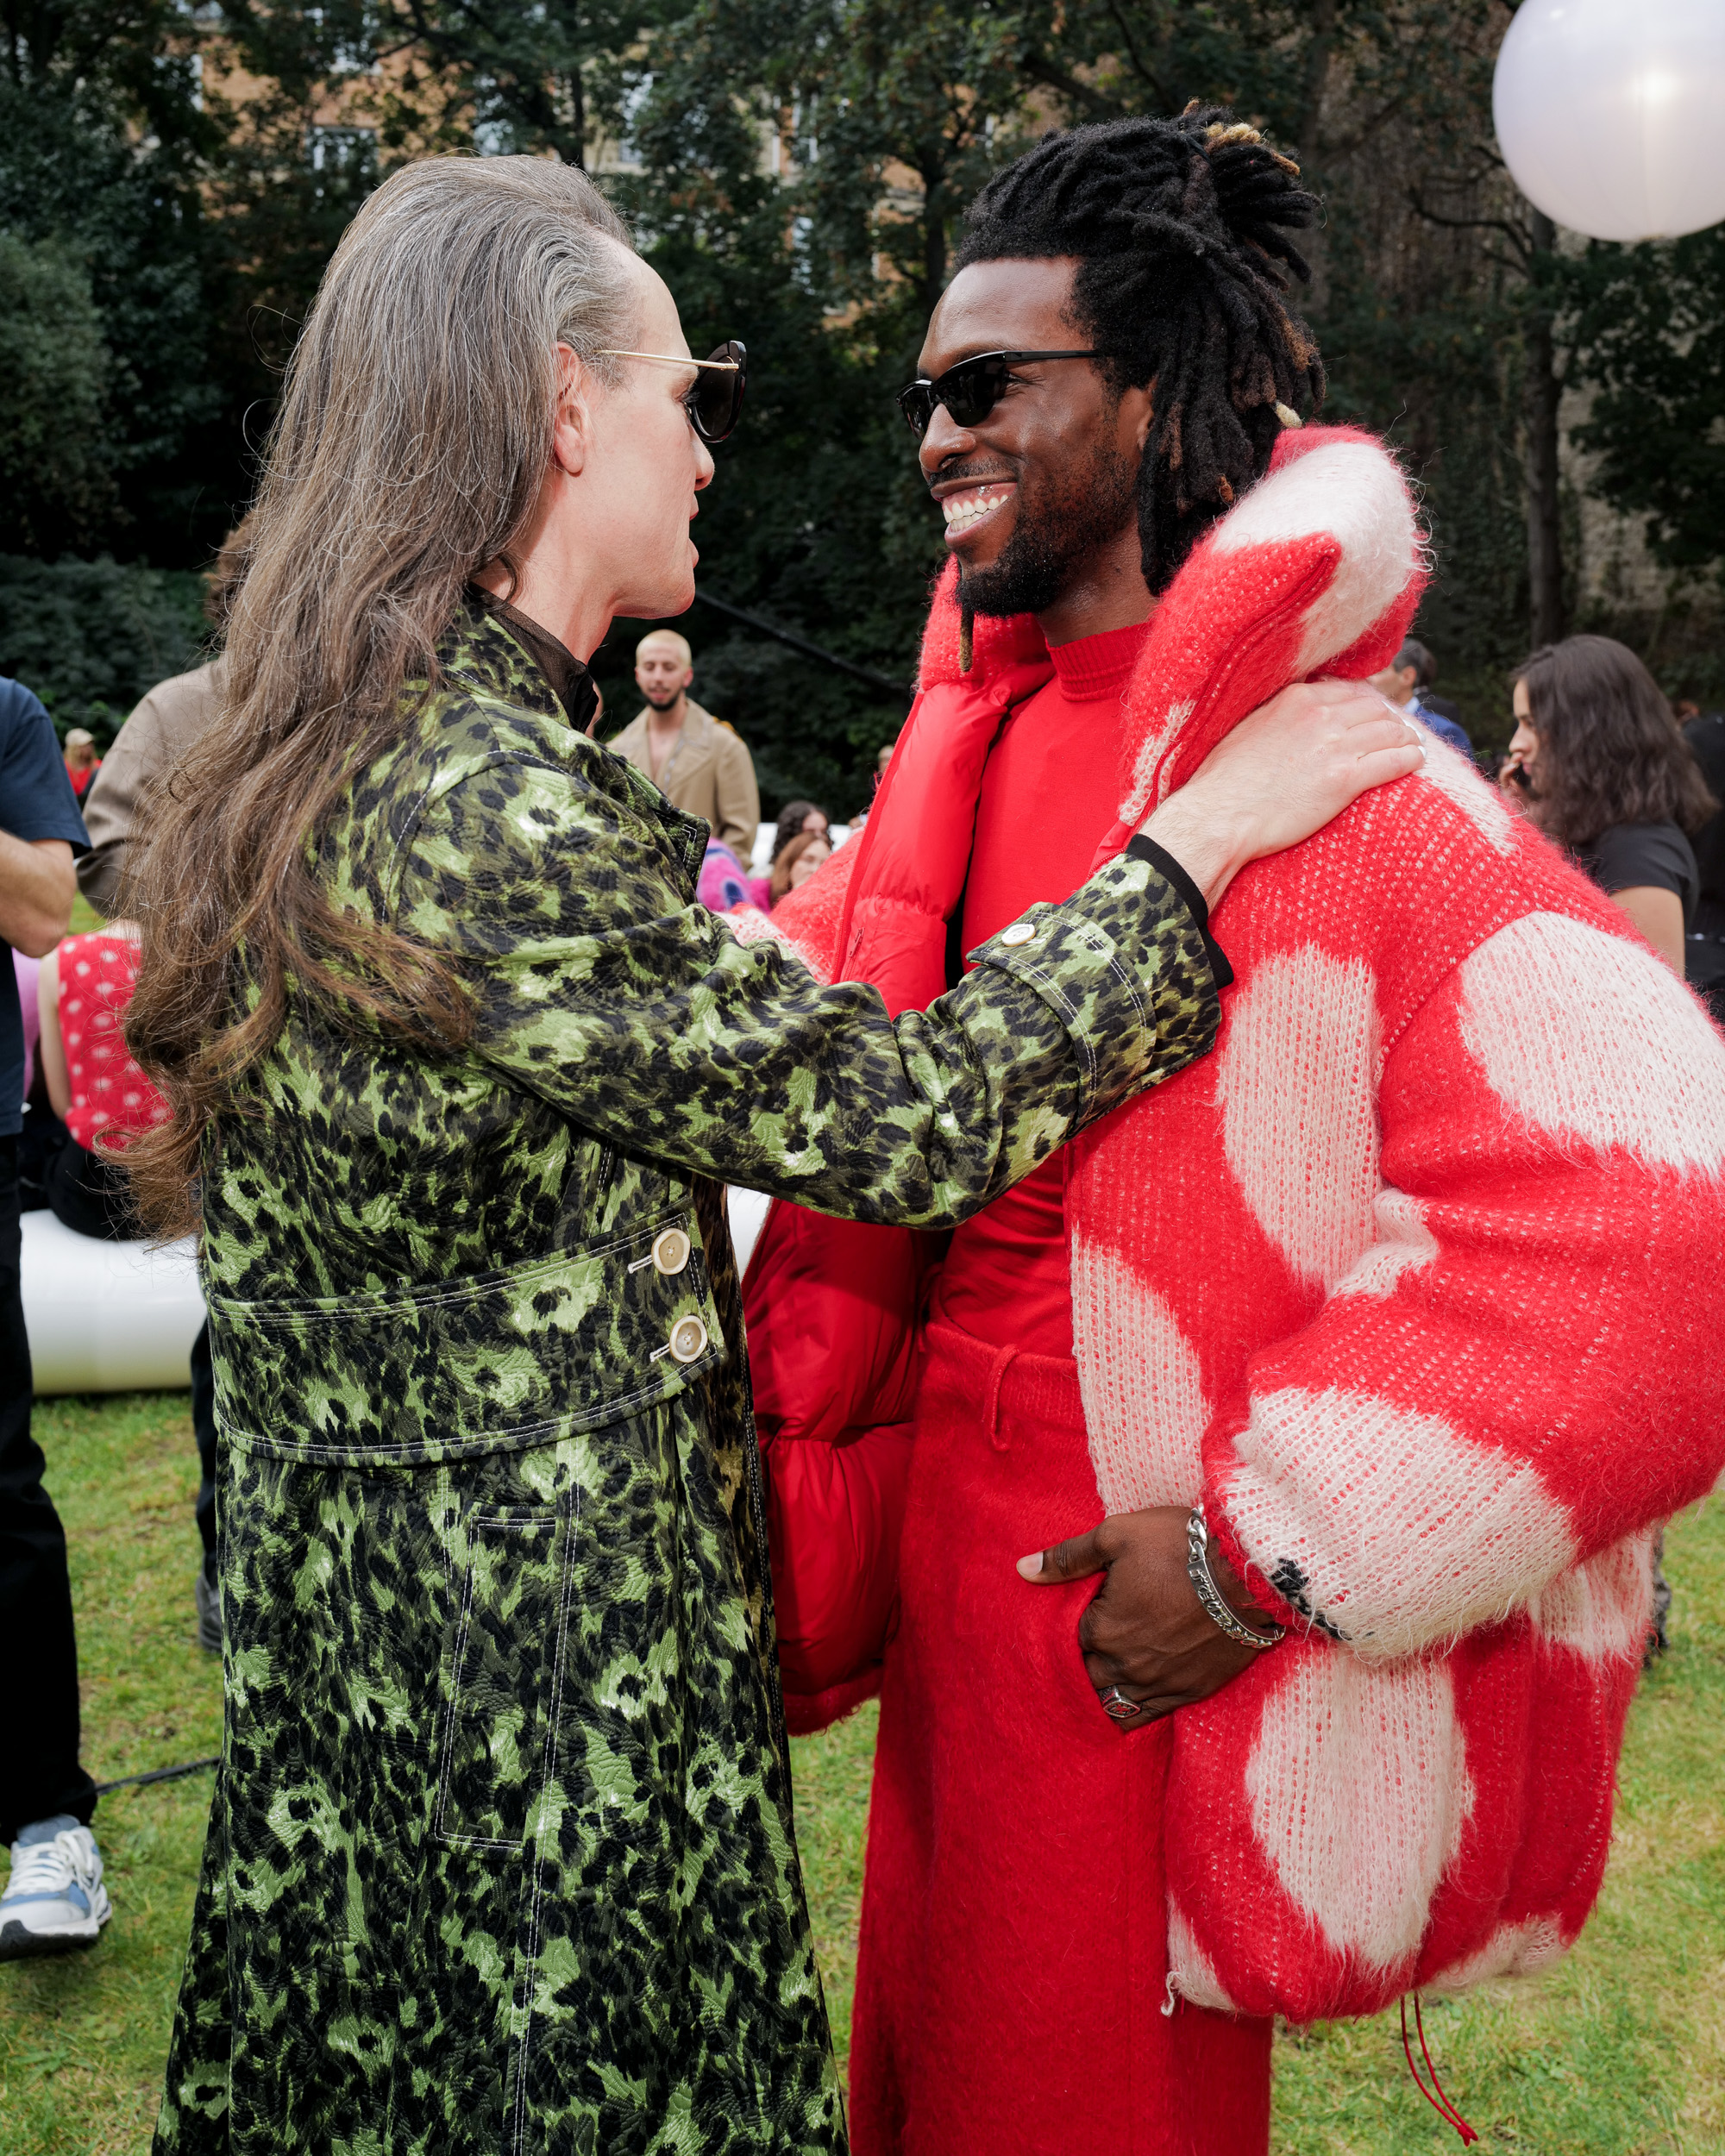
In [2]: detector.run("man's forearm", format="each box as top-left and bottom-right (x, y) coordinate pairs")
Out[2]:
(0, 833), (75, 956)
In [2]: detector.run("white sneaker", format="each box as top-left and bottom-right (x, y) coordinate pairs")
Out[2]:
(0, 1816), (113, 1959)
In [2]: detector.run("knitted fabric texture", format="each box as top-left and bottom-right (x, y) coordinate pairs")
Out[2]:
(765, 426), (1725, 2020)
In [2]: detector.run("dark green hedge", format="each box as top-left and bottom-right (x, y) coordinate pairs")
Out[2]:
(0, 555), (211, 745)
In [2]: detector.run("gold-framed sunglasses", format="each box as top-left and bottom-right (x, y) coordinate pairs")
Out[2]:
(597, 341), (747, 443)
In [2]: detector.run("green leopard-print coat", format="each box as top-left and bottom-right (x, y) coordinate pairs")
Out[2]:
(153, 601), (1221, 2156)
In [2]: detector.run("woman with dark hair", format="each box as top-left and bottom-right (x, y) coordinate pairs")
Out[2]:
(119, 152), (1419, 2156)
(768, 827), (831, 906)
(771, 798), (828, 864)
(1503, 634), (1717, 973)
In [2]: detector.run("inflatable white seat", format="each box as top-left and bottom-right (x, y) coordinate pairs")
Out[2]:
(22, 1209), (205, 1395)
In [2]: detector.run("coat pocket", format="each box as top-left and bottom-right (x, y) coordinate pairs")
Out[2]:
(435, 1498), (574, 1852)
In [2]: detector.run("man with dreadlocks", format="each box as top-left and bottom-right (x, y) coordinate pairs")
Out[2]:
(746, 108), (1725, 2154)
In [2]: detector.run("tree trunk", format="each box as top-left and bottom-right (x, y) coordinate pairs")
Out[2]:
(568, 63), (586, 170)
(922, 172), (946, 317)
(1524, 209), (1565, 648)
(1299, 0), (1336, 169)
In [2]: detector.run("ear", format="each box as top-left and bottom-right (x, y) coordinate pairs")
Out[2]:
(551, 342), (596, 479)
(1120, 380), (1155, 457)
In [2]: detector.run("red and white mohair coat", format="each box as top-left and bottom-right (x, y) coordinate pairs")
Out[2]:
(746, 424), (1725, 2023)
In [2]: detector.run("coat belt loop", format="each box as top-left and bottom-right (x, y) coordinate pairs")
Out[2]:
(985, 1343), (1021, 1451)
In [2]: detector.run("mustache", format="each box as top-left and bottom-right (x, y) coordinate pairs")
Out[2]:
(926, 454), (1020, 496)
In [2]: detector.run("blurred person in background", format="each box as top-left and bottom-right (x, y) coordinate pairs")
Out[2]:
(75, 521), (248, 1657)
(1370, 635), (1472, 757)
(0, 674), (109, 1961)
(610, 627), (761, 851)
(772, 799), (829, 862)
(1676, 697), (1725, 1025)
(1502, 636), (1715, 976)
(1502, 636), (1718, 1664)
(35, 919), (167, 1239)
(61, 730), (100, 803)
(77, 520), (249, 919)
(768, 826), (831, 905)
(850, 743), (899, 832)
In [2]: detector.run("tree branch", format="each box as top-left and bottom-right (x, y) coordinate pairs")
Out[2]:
(1019, 51), (1125, 123)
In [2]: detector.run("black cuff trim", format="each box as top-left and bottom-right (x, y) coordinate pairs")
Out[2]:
(1125, 835), (1235, 990)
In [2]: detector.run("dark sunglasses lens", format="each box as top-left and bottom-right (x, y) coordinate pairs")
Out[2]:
(690, 341), (746, 443)
(898, 381), (935, 435)
(897, 358), (1006, 436)
(941, 358), (1005, 429)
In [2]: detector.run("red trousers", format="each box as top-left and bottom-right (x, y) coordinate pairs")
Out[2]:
(850, 1321), (1272, 2156)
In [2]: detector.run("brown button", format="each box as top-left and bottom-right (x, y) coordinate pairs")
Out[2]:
(999, 921), (1036, 947)
(668, 1315), (709, 1365)
(652, 1226), (691, 1276)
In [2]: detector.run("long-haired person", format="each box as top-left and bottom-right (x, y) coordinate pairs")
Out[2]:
(126, 156), (1419, 2156)
(1503, 634), (1717, 974)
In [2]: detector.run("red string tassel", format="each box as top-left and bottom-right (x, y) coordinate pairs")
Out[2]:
(1400, 1996), (1479, 2146)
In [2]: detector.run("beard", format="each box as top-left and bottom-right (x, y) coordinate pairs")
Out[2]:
(957, 437), (1138, 618)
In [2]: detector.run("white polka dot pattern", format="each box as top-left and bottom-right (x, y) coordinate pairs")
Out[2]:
(1459, 912), (1725, 1172)
(1215, 946), (1381, 1290)
(1331, 1187), (1438, 1299)
(52, 933), (168, 1151)
(1245, 1653), (1475, 1970)
(1226, 1385), (1577, 1657)
(1530, 1529), (1656, 1661)
(1070, 1233), (1209, 1513)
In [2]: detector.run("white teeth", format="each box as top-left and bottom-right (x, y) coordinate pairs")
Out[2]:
(941, 483), (1014, 535)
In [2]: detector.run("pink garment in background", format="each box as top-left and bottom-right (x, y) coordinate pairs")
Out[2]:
(13, 949), (40, 1100)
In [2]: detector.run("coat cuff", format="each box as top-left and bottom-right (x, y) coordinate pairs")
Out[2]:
(967, 849), (1224, 1126)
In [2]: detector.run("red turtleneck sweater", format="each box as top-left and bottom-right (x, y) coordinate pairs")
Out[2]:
(936, 616), (1149, 1357)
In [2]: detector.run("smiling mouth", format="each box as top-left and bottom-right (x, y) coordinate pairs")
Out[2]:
(940, 481), (1016, 538)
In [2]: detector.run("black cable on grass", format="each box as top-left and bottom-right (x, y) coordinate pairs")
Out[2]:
(92, 1757), (219, 1796)
(955, 105), (1325, 594)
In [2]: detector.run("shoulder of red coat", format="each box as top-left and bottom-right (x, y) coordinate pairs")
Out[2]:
(1221, 732), (1640, 1037)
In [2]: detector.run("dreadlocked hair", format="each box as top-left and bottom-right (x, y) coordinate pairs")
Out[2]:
(955, 105), (1325, 593)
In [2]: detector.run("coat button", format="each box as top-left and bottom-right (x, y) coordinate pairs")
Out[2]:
(652, 1226), (691, 1275)
(999, 920), (1037, 947)
(668, 1315), (709, 1364)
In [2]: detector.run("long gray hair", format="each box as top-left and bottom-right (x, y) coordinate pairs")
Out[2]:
(127, 156), (637, 1236)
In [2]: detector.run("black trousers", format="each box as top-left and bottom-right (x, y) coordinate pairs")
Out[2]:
(191, 1319), (216, 1580)
(43, 1135), (216, 1578)
(0, 1135), (96, 1843)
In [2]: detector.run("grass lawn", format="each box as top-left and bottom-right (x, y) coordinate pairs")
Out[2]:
(4, 1389), (1723, 2153)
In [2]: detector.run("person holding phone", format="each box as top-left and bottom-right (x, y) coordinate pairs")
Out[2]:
(1501, 635), (1715, 975)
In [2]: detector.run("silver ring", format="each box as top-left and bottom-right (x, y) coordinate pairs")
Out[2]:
(1101, 1685), (1144, 1722)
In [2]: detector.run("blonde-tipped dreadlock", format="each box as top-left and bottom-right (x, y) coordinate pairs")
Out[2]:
(954, 105), (1324, 593)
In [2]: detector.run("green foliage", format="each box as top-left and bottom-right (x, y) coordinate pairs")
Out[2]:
(8, 1403), (1725, 2149)
(1567, 228), (1725, 583)
(0, 556), (210, 745)
(0, 1390), (223, 2153)
(0, 232), (111, 555)
(0, 5), (225, 559)
(3, 0), (1719, 793)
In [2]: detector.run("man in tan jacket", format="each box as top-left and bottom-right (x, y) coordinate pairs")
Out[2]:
(77, 660), (225, 918)
(73, 519), (248, 1658)
(608, 630), (760, 855)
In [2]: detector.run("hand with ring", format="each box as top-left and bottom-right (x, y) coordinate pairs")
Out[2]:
(1018, 1507), (1280, 1726)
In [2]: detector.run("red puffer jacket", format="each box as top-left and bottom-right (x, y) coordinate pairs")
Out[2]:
(745, 617), (1057, 1733)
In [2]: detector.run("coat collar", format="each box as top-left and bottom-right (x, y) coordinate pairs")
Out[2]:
(442, 594), (599, 734)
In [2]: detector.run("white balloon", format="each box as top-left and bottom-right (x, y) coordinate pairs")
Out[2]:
(1493, 0), (1725, 241)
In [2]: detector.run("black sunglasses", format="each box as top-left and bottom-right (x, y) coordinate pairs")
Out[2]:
(896, 348), (1101, 436)
(599, 339), (748, 443)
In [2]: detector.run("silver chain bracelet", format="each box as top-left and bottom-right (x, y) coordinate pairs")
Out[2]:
(1186, 1505), (1283, 1651)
